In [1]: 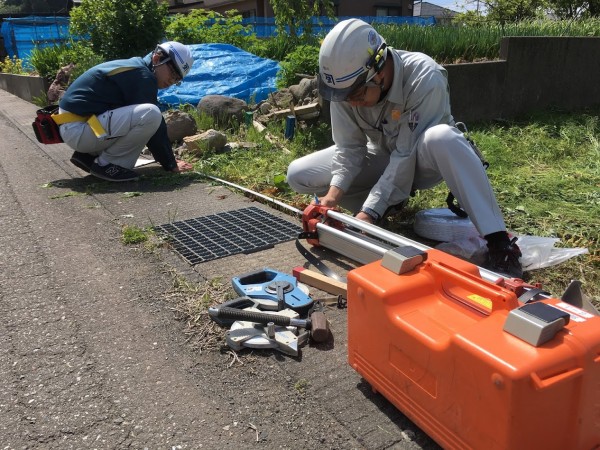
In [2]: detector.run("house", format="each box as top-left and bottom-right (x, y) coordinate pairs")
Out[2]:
(165, 0), (413, 18)
(412, 1), (457, 24)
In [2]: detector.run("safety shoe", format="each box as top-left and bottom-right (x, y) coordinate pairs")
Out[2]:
(69, 152), (96, 173)
(90, 162), (139, 182)
(486, 237), (523, 279)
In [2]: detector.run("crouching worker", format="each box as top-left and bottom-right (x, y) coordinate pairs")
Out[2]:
(58, 41), (194, 182)
(286, 19), (523, 278)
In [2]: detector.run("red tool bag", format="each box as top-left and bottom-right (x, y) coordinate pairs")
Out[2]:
(32, 105), (63, 144)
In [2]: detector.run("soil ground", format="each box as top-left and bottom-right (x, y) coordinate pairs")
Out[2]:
(0, 89), (441, 449)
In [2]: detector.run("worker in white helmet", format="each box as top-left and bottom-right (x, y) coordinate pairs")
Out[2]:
(286, 19), (522, 278)
(58, 41), (194, 182)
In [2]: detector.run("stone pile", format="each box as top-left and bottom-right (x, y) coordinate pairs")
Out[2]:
(163, 76), (328, 157)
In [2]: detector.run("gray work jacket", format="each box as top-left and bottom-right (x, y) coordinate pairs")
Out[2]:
(329, 48), (455, 218)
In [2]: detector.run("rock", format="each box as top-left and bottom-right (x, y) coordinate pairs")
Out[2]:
(164, 110), (197, 143)
(259, 102), (273, 114)
(227, 141), (258, 150)
(183, 129), (228, 156)
(47, 62), (75, 103)
(266, 88), (294, 109)
(197, 95), (247, 125)
(289, 77), (317, 103)
(172, 144), (187, 157)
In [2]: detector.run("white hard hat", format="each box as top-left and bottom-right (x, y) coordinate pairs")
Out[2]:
(319, 19), (387, 102)
(156, 41), (193, 78)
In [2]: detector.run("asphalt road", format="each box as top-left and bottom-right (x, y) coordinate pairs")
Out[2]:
(0, 89), (440, 449)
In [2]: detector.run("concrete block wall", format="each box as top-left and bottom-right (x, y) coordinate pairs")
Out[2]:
(446, 37), (600, 123)
(0, 73), (48, 103)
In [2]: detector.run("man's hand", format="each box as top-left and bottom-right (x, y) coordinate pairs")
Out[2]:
(355, 211), (375, 224)
(316, 186), (344, 208)
(171, 159), (193, 173)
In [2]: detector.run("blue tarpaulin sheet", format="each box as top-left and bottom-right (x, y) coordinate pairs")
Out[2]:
(1, 16), (71, 65)
(242, 15), (436, 37)
(158, 43), (280, 108)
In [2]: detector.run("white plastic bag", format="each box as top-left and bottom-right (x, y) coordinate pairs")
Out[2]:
(516, 235), (589, 271)
(416, 209), (589, 271)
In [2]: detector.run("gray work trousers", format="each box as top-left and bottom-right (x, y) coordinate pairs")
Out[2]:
(59, 104), (162, 169)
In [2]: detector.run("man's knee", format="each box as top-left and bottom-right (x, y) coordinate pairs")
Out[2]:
(422, 124), (456, 147)
(286, 158), (305, 192)
(421, 124), (473, 164)
(135, 104), (163, 130)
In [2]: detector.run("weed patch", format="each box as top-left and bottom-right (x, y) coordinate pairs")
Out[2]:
(164, 274), (235, 353)
(121, 225), (152, 245)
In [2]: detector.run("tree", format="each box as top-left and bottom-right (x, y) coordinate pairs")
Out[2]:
(270, 0), (335, 42)
(458, 0), (546, 23)
(165, 9), (260, 51)
(546, 0), (600, 17)
(452, 9), (489, 25)
(1, 0), (71, 13)
(69, 0), (168, 60)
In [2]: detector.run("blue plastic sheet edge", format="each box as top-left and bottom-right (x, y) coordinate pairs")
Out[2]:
(157, 43), (280, 109)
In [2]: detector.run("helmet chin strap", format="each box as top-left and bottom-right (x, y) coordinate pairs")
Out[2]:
(373, 76), (387, 103)
(375, 52), (392, 103)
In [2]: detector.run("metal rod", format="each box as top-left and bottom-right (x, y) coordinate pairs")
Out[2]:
(327, 210), (429, 250)
(197, 172), (302, 217)
(315, 222), (391, 264)
(324, 209), (505, 284)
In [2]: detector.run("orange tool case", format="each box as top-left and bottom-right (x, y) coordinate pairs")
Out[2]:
(347, 248), (600, 450)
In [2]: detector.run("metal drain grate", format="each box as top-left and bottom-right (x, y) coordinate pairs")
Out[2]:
(155, 206), (301, 264)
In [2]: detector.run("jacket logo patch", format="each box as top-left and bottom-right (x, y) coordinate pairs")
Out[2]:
(408, 110), (419, 131)
(391, 109), (401, 121)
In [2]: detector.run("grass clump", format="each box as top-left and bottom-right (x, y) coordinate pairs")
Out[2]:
(121, 225), (152, 245)
(165, 275), (234, 353)
(468, 110), (599, 300)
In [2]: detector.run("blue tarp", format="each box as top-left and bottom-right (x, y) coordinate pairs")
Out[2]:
(1, 16), (71, 65)
(242, 15), (436, 38)
(158, 43), (280, 108)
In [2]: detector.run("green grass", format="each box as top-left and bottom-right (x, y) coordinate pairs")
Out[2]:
(470, 111), (599, 301)
(191, 107), (599, 305)
(121, 225), (152, 245)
